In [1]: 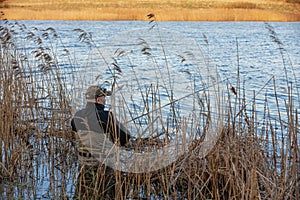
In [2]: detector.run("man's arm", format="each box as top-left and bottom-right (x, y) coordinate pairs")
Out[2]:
(115, 119), (132, 146)
(107, 112), (131, 147)
(71, 117), (77, 132)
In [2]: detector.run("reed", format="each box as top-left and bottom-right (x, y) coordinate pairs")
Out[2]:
(0, 20), (76, 198)
(0, 18), (299, 199)
(222, 2), (257, 9)
(1, 0), (300, 21)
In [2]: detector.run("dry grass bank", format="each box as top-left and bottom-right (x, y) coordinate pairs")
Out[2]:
(1, 0), (300, 21)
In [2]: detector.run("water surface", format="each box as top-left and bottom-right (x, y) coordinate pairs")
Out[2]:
(18, 20), (300, 124)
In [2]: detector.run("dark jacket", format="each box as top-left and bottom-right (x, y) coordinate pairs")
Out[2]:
(71, 102), (131, 146)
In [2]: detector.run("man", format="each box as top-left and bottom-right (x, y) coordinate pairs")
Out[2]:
(71, 85), (132, 199)
(71, 85), (132, 146)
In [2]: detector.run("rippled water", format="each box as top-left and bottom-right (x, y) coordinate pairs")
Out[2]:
(4, 20), (300, 199)
(18, 20), (300, 124)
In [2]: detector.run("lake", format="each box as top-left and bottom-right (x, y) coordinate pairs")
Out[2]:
(1, 20), (299, 198)
(16, 20), (300, 125)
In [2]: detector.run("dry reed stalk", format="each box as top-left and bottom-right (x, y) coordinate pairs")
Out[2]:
(0, 20), (76, 199)
(0, 18), (299, 199)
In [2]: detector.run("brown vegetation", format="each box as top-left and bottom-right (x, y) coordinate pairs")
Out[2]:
(0, 19), (299, 199)
(1, 0), (300, 21)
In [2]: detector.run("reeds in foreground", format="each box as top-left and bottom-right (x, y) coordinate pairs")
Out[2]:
(0, 19), (299, 199)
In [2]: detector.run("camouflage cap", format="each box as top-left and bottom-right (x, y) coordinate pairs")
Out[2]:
(85, 85), (112, 99)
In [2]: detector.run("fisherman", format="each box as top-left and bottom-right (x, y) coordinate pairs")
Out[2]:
(71, 85), (132, 199)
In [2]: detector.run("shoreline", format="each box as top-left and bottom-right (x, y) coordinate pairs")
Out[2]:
(2, 8), (300, 22)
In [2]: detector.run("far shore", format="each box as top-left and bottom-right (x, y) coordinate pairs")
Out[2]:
(2, 0), (300, 22)
(2, 7), (300, 22)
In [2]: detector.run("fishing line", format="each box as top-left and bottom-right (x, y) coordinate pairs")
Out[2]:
(233, 75), (274, 119)
(125, 78), (227, 124)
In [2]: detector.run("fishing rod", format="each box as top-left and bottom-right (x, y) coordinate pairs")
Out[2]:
(125, 78), (226, 124)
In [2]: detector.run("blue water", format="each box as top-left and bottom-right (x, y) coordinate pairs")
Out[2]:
(3, 20), (300, 199)
(16, 20), (300, 124)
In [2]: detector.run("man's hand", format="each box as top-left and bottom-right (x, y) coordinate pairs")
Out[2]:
(125, 137), (166, 151)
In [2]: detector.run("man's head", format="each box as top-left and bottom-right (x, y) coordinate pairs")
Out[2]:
(86, 86), (111, 104)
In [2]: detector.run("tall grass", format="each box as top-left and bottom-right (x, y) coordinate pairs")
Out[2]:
(3, 8), (300, 21)
(1, 0), (300, 21)
(0, 20), (76, 198)
(0, 18), (299, 199)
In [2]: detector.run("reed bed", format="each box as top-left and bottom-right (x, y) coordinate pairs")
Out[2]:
(1, 0), (300, 21)
(0, 20), (77, 198)
(5, 7), (300, 22)
(0, 18), (299, 200)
